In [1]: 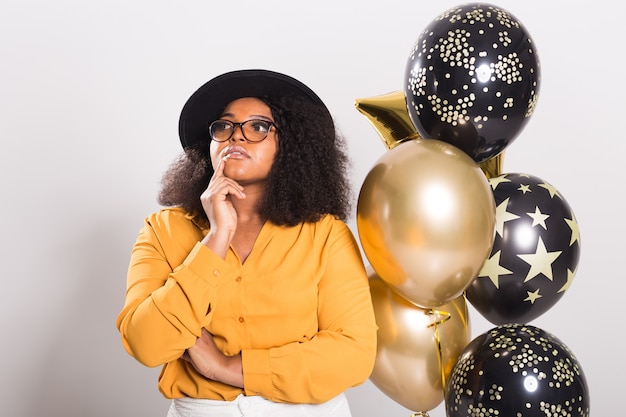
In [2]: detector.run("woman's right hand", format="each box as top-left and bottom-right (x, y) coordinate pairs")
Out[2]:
(182, 328), (244, 388)
(200, 156), (246, 256)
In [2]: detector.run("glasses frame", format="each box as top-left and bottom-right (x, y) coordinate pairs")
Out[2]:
(208, 119), (278, 143)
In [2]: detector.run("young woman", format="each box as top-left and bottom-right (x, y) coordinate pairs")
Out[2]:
(116, 69), (377, 417)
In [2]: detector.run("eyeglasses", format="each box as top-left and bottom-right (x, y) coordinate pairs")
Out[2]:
(208, 119), (278, 143)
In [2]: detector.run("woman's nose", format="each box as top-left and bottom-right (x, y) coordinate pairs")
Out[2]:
(229, 124), (246, 142)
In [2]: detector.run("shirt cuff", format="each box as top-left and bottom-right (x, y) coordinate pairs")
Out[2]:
(242, 349), (273, 398)
(182, 242), (234, 286)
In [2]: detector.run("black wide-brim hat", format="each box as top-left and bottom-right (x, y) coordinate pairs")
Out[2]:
(178, 69), (331, 149)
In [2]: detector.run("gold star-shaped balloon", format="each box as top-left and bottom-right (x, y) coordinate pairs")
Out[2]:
(355, 90), (504, 177)
(354, 90), (420, 150)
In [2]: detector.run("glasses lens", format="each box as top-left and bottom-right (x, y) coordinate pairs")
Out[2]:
(242, 120), (272, 142)
(209, 120), (234, 142)
(209, 119), (274, 142)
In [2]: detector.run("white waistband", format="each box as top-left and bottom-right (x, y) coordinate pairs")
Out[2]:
(168, 393), (351, 417)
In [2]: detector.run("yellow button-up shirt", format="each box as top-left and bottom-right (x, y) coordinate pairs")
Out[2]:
(116, 207), (377, 404)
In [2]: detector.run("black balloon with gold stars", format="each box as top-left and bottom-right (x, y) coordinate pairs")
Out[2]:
(404, 3), (540, 163)
(445, 323), (590, 417)
(466, 173), (581, 325)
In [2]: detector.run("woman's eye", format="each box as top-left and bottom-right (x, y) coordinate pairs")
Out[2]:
(250, 121), (270, 132)
(214, 121), (232, 131)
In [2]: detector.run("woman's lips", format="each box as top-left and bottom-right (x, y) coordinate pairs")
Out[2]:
(223, 146), (248, 159)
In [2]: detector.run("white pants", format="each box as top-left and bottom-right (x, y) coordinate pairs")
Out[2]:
(166, 393), (352, 417)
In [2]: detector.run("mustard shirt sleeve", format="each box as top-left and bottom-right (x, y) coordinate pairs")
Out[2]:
(116, 209), (237, 367)
(241, 219), (378, 404)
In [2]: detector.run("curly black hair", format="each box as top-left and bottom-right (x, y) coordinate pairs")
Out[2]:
(158, 95), (353, 227)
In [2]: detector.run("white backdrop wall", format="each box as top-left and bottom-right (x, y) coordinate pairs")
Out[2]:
(1, 1), (618, 416)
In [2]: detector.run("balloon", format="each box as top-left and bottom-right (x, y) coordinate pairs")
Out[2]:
(466, 173), (581, 324)
(354, 88), (505, 175)
(355, 90), (421, 150)
(445, 323), (590, 417)
(478, 151), (504, 179)
(354, 90), (506, 179)
(404, 3), (541, 163)
(369, 271), (470, 413)
(357, 138), (495, 308)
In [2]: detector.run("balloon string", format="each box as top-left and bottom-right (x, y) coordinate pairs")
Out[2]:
(426, 309), (451, 398)
(426, 309), (450, 328)
(410, 412), (430, 417)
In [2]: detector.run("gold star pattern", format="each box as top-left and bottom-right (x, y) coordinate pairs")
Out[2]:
(489, 175), (511, 190)
(495, 197), (520, 237)
(564, 215), (581, 247)
(518, 237), (562, 282)
(524, 289), (542, 304)
(527, 206), (549, 229)
(518, 184), (531, 194)
(478, 250), (513, 288)
(558, 267), (577, 293)
(538, 182), (561, 199)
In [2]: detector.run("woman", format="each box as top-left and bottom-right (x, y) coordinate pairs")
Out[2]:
(116, 69), (378, 416)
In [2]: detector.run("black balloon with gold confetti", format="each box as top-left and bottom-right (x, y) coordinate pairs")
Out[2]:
(445, 323), (590, 417)
(404, 3), (541, 163)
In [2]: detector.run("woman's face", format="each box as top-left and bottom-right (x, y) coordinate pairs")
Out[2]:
(209, 97), (278, 186)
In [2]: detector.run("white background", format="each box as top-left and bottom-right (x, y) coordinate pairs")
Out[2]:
(1, 1), (619, 416)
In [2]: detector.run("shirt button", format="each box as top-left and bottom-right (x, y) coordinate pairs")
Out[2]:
(213, 269), (220, 276)
(235, 276), (242, 282)
(238, 317), (245, 323)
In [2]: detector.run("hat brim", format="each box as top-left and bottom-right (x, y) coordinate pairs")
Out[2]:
(178, 69), (330, 149)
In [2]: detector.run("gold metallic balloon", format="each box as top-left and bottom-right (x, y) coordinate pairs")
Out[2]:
(355, 90), (421, 150)
(357, 139), (496, 308)
(478, 152), (504, 179)
(368, 272), (470, 413)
